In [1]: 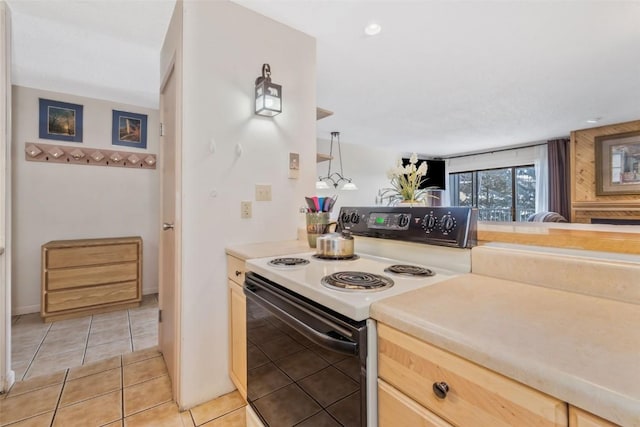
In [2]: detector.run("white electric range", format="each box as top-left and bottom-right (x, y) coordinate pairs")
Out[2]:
(246, 250), (467, 322)
(244, 206), (477, 427)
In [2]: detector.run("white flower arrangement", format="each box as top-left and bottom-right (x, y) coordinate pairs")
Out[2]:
(377, 153), (431, 205)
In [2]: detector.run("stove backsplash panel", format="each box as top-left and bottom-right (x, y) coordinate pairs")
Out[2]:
(337, 206), (477, 248)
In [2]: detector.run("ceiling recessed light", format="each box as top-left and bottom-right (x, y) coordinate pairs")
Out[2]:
(364, 22), (382, 36)
(585, 117), (601, 124)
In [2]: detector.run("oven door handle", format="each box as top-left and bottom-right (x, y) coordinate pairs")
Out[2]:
(245, 286), (358, 356)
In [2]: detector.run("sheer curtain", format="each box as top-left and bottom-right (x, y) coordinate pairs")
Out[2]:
(547, 138), (570, 220)
(534, 144), (549, 213)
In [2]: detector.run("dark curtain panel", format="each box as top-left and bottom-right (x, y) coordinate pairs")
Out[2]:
(547, 138), (570, 220)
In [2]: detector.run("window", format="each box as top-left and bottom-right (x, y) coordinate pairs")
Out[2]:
(449, 165), (536, 222)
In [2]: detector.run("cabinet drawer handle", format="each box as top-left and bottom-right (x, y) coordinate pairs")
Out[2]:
(433, 381), (450, 399)
(235, 270), (242, 277)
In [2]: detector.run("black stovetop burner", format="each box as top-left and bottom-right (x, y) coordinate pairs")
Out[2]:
(384, 264), (435, 277)
(267, 257), (310, 267)
(312, 254), (360, 261)
(321, 271), (394, 292)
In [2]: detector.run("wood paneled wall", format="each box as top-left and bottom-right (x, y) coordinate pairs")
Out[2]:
(570, 119), (640, 223)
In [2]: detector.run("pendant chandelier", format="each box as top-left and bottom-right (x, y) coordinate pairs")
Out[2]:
(316, 131), (358, 190)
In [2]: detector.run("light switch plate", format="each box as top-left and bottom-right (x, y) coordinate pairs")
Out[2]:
(255, 184), (272, 201)
(240, 201), (252, 219)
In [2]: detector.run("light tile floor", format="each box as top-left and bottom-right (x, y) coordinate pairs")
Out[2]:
(0, 347), (247, 426)
(11, 294), (159, 381)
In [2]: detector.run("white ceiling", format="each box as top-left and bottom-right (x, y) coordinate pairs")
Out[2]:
(6, 0), (640, 156)
(6, 0), (175, 108)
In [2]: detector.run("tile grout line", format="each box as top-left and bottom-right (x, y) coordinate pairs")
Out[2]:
(81, 315), (94, 366)
(48, 368), (69, 427)
(127, 307), (134, 353)
(120, 354), (125, 425)
(21, 321), (52, 381)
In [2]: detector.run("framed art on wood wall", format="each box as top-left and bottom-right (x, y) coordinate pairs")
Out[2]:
(112, 110), (147, 149)
(595, 130), (640, 195)
(39, 98), (83, 142)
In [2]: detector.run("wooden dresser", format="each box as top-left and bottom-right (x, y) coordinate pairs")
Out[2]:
(41, 236), (142, 322)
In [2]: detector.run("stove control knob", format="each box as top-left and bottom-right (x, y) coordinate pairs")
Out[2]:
(441, 215), (456, 233)
(422, 214), (437, 232)
(350, 212), (360, 224)
(341, 212), (351, 224)
(398, 214), (409, 228)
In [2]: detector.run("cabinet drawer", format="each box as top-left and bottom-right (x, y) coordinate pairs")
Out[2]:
(46, 262), (138, 290)
(46, 281), (139, 312)
(378, 323), (567, 427)
(379, 379), (453, 427)
(569, 407), (619, 427)
(46, 243), (138, 268)
(227, 256), (245, 285)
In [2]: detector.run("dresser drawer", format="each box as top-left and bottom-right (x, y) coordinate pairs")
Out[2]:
(227, 256), (245, 285)
(46, 262), (138, 290)
(46, 281), (139, 312)
(46, 243), (138, 268)
(379, 379), (453, 427)
(378, 323), (567, 427)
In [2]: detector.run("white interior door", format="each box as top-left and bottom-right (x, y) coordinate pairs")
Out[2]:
(159, 61), (181, 402)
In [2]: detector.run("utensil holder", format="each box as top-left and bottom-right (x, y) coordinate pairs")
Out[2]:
(305, 212), (330, 248)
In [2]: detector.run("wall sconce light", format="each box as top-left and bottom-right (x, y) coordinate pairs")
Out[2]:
(255, 63), (282, 117)
(316, 131), (358, 190)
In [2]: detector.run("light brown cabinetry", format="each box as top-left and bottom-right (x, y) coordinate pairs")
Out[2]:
(227, 255), (247, 399)
(378, 379), (453, 427)
(41, 237), (142, 322)
(378, 323), (568, 427)
(569, 407), (619, 427)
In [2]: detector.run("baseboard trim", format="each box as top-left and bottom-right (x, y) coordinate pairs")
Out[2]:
(13, 304), (40, 316)
(2, 368), (15, 393)
(14, 290), (157, 317)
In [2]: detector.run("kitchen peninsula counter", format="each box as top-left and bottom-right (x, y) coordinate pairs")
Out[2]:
(478, 221), (640, 254)
(225, 239), (310, 261)
(371, 272), (640, 426)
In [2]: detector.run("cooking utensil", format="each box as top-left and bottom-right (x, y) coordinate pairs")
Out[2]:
(326, 195), (337, 212)
(305, 197), (316, 212)
(316, 230), (354, 258)
(323, 196), (334, 212)
(312, 196), (320, 212)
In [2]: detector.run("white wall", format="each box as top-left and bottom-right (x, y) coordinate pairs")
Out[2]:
(11, 86), (160, 314)
(174, 0), (316, 407)
(316, 138), (402, 217)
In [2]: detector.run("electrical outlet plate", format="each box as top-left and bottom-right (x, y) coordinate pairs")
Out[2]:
(241, 201), (252, 219)
(255, 184), (272, 201)
(288, 152), (300, 179)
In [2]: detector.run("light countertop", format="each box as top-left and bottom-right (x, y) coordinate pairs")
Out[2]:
(225, 239), (311, 261)
(371, 273), (640, 427)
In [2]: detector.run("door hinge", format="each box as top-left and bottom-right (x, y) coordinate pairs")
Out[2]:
(158, 309), (163, 323)
(160, 123), (165, 137)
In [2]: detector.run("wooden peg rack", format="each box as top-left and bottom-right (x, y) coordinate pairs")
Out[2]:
(24, 142), (157, 169)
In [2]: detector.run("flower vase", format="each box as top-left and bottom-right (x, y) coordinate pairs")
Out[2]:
(397, 200), (423, 207)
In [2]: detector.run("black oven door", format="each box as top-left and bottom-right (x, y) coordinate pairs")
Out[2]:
(244, 272), (367, 427)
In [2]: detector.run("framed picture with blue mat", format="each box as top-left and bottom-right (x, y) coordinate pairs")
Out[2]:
(39, 98), (83, 142)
